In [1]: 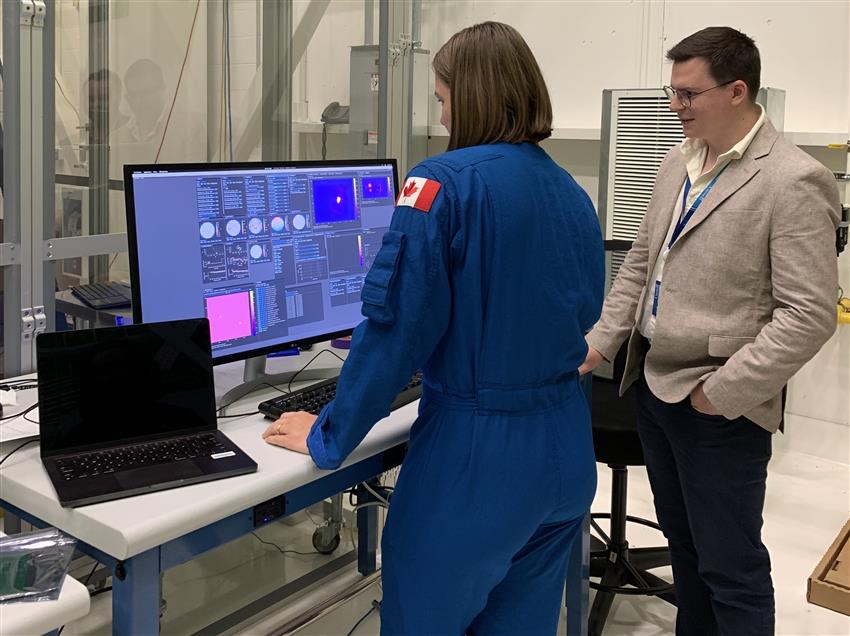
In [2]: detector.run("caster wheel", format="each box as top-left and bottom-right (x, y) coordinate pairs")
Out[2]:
(312, 527), (341, 554)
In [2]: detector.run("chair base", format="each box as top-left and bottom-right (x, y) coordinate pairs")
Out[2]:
(588, 512), (676, 636)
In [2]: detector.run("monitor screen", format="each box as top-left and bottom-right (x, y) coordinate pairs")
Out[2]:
(125, 160), (399, 364)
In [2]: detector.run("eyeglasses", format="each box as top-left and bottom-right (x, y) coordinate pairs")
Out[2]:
(662, 80), (735, 107)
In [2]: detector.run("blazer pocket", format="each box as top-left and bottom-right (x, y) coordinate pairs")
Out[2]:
(708, 335), (756, 359)
(361, 230), (406, 325)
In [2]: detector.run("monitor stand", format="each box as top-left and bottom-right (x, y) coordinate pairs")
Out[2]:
(218, 354), (341, 412)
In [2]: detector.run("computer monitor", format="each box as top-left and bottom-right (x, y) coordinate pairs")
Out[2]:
(124, 159), (399, 368)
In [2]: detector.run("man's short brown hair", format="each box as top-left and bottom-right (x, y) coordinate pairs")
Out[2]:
(433, 22), (553, 151)
(667, 26), (761, 103)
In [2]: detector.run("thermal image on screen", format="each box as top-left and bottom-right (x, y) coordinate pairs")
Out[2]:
(361, 176), (390, 200)
(312, 178), (358, 224)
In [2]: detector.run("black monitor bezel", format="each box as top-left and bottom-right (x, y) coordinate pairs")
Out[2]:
(124, 158), (400, 366)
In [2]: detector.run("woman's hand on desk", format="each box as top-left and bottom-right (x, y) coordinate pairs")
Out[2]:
(261, 411), (317, 454)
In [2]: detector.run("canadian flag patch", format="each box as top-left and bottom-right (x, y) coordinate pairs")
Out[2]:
(396, 177), (441, 213)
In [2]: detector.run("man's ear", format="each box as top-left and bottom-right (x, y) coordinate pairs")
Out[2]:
(731, 80), (749, 105)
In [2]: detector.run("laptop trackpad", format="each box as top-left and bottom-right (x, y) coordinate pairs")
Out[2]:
(117, 461), (204, 490)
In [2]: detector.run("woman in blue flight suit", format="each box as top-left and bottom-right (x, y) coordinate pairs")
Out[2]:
(263, 21), (604, 635)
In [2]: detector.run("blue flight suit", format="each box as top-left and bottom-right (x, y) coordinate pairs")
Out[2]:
(307, 141), (604, 634)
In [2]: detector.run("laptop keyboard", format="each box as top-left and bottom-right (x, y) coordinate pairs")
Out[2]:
(258, 372), (423, 419)
(55, 434), (226, 481)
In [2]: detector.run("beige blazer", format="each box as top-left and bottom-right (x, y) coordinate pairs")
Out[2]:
(586, 120), (840, 432)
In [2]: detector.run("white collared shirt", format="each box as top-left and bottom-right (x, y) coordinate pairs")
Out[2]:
(639, 105), (766, 340)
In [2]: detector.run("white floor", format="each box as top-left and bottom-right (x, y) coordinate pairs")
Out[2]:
(56, 443), (850, 636)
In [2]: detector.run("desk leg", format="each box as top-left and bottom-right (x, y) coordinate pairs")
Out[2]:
(357, 502), (378, 575)
(112, 547), (161, 636)
(565, 512), (590, 636)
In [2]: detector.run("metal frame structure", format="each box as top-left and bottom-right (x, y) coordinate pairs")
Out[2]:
(261, 0), (293, 161)
(87, 0), (109, 281)
(2, 0), (54, 377)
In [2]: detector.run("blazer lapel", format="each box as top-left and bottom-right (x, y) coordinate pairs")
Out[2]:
(672, 120), (779, 246)
(646, 160), (687, 278)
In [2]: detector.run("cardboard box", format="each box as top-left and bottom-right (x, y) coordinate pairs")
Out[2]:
(808, 519), (850, 616)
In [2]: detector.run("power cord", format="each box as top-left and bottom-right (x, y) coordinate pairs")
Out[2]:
(215, 381), (290, 420)
(286, 348), (346, 394)
(82, 561), (100, 587)
(0, 403), (39, 422)
(348, 482), (393, 510)
(361, 481), (391, 506)
(0, 379), (38, 391)
(352, 501), (387, 513)
(0, 402), (39, 423)
(0, 438), (38, 468)
(346, 600), (381, 636)
(154, 0), (202, 163)
(217, 348), (346, 420)
(250, 531), (319, 557)
(0, 382), (39, 424)
(216, 409), (261, 419)
(58, 562), (102, 635)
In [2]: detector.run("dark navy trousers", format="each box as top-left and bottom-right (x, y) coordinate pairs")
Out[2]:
(635, 375), (775, 635)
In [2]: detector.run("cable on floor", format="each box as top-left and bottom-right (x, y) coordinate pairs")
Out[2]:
(346, 599), (381, 636)
(251, 531), (319, 557)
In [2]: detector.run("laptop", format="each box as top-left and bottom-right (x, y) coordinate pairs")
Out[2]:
(36, 318), (257, 507)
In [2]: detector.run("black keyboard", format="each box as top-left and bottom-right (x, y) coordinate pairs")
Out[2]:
(258, 372), (423, 419)
(70, 281), (132, 310)
(55, 434), (226, 481)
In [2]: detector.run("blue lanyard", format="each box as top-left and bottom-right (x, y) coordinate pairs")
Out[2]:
(668, 164), (728, 248)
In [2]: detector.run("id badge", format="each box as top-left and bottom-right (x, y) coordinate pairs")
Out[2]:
(652, 280), (661, 316)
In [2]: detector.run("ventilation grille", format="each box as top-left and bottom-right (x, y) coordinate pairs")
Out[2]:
(607, 94), (684, 280)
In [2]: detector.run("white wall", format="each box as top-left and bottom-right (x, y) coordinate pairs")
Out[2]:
(662, 1), (849, 136)
(419, 0), (850, 136)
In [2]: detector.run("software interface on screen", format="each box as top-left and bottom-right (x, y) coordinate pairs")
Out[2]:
(129, 162), (397, 360)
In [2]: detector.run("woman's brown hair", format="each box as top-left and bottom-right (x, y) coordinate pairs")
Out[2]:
(433, 21), (553, 151)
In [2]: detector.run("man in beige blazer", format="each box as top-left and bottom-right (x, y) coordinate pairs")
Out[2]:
(581, 27), (840, 635)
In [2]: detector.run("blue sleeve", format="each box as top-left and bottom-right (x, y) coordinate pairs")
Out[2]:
(306, 164), (454, 469)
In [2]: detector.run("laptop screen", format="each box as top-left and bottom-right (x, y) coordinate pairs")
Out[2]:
(37, 318), (217, 457)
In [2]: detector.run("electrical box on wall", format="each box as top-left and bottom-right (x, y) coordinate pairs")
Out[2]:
(349, 45), (381, 160)
(349, 44), (430, 170)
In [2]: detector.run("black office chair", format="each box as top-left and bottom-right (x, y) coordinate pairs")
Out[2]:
(588, 243), (676, 636)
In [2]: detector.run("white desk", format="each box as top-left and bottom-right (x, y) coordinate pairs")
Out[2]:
(0, 531), (90, 636)
(0, 394), (416, 635)
(0, 363), (590, 635)
(0, 404), (415, 560)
